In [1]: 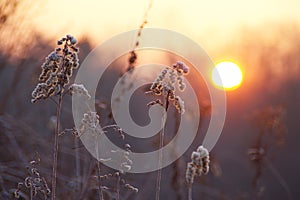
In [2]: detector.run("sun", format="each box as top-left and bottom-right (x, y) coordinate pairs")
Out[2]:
(211, 61), (243, 90)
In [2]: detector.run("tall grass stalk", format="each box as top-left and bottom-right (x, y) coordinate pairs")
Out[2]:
(51, 92), (62, 200)
(96, 138), (104, 200)
(155, 92), (170, 200)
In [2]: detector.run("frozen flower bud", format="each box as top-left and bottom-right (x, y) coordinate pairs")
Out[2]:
(67, 34), (77, 44)
(69, 84), (91, 99)
(197, 145), (209, 158)
(48, 51), (61, 61)
(179, 82), (186, 91)
(25, 177), (32, 188)
(46, 188), (51, 195)
(70, 37), (77, 44)
(195, 166), (202, 176)
(186, 145), (210, 184)
(32, 187), (37, 197)
(122, 164), (131, 171)
(174, 96), (185, 114)
(125, 144), (131, 151)
(191, 151), (201, 166)
(202, 156), (210, 174)
(14, 190), (20, 198)
(186, 162), (195, 185)
(175, 61), (189, 74)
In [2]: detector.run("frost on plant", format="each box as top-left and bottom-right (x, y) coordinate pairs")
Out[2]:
(31, 34), (79, 103)
(186, 145), (210, 185)
(68, 83), (91, 99)
(14, 158), (51, 199)
(147, 61), (189, 114)
(185, 145), (210, 200)
(77, 110), (138, 197)
(77, 111), (124, 139)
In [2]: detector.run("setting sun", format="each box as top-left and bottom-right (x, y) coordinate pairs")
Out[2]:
(212, 61), (243, 90)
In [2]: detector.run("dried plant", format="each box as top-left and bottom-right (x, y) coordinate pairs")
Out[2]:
(13, 157), (51, 200)
(126, 0), (153, 73)
(146, 61), (189, 200)
(31, 35), (79, 200)
(77, 105), (137, 200)
(185, 146), (210, 200)
(247, 105), (291, 199)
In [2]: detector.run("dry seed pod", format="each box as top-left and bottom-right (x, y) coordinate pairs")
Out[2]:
(185, 162), (196, 185)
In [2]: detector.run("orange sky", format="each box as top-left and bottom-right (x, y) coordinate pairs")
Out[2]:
(1, 0), (299, 66)
(18, 0), (300, 49)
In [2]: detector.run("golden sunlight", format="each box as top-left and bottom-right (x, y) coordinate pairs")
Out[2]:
(212, 61), (243, 90)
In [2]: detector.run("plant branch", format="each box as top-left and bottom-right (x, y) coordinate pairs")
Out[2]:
(116, 173), (121, 200)
(188, 185), (192, 200)
(155, 91), (170, 200)
(51, 93), (63, 200)
(96, 138), (104, 200)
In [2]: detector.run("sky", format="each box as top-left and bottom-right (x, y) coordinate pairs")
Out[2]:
(20, 0), (300, 49)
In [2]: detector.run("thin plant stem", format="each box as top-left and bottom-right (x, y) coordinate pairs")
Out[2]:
(188, 185), (192, 200)
(52, 93), (63, 200)
(30, 187), (33, 200)
(155, 91), (170, 200)
(116, 173), (121, 200)
(74, 137), (80, 192)
(96, 138), (104, 200)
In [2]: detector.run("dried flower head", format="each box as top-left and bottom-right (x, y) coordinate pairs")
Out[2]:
(31, 34), (79, 103)
(110, 143), (133, 174)
(69, 83), (91, 99)
(78, 111), (103, 137)
(186, 145), (210, 185)
(186, 162), (196, 185)
(14, 158), (51, 199)
(148, 61), (189, 114)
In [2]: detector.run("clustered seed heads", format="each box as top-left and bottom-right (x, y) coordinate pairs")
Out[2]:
(78, 111), (103, 137)
(96, 143), (138, 195)
(111, 144), (133, 174)
(186, 145), (210, 185)
(69, 83), (91, 99)
(14, 159), (51, 199)
(31, 34), (79, 103)
(148, 61), (189, 114)
(78, 111), (125, 140)
(97, 173), (138, 193)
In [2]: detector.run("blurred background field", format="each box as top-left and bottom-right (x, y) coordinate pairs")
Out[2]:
(0, 0), (300, 199)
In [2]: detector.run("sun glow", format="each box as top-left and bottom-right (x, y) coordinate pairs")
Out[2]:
(212, 61), (243, 90)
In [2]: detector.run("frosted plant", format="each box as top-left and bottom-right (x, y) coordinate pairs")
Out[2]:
(14, 158), (51, 200)
(77, 110), (137, 200)
(31, 35), (79, 200)
(110, 144), (138, 199)
(147, 61), (189, 200)
(31, 34), (79, 103)
(125, 0), (153, 73)
(247, 105), (290, 199)
(68, 83), (91, 99)
(186, 145), (210, 200)
(148, 61), (189, 114)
